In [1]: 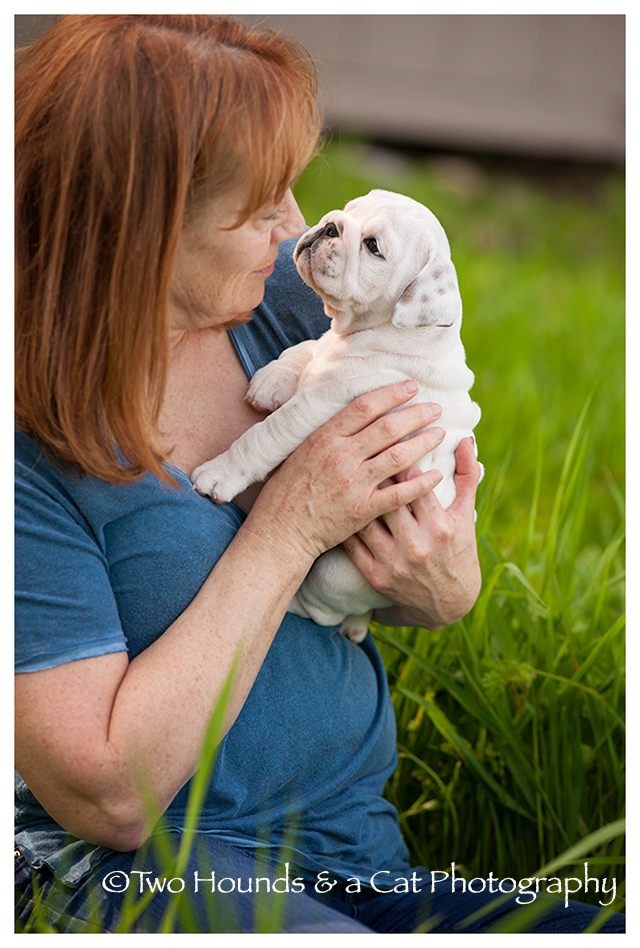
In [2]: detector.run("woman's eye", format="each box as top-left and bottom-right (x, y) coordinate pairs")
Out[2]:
(364, 237), (382, 257)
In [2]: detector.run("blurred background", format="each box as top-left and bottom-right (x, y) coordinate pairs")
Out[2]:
(15, 14), (624, 174)
(15, 14), (626, 917)
(242, 15), (624, 171)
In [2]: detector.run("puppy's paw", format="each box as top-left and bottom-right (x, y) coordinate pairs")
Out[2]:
(246, 366), (298, 413)
(191, 456), (248, 504)
(339, 611), (373, 644)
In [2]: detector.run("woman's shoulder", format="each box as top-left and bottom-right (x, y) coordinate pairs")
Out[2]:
(14, 428), (233, 536)
(15, 428), (246, 667)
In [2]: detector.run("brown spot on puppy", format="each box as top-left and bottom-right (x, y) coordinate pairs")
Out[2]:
(399, 283), (415, 303)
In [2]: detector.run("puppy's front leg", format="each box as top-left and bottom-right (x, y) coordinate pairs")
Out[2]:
(247, 339), (318, 413)
(191, 392), (340, 503)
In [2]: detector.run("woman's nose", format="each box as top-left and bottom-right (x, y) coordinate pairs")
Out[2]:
(273, 190), (306, 241)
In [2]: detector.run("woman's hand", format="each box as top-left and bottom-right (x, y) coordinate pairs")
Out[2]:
(253, 380), (448, 561)
(342, 437), (482, 630)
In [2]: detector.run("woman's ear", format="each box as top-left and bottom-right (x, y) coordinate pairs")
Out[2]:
(391, 252), (461, 328)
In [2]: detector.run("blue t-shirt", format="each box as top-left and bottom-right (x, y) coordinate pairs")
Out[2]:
(14, 240), (411, 886)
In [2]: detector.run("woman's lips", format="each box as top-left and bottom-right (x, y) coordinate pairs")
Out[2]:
(255, 260), (276, 277)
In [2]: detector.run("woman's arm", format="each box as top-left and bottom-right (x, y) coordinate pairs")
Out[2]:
(15, 381), (445, 852)
(15, 518), (312, 853)
(348, 438), (483, 630)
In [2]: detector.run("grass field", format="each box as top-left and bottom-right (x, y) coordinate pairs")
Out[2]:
(295, 138), (625, 919)
(19, 139), (625, 932)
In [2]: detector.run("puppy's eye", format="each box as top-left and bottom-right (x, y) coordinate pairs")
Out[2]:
(364, 237), (383, 257)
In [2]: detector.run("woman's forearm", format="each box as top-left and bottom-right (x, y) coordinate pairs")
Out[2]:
(108, 513), (315, 814)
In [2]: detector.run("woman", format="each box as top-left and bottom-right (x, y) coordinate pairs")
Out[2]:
(15, 16), (622, 933)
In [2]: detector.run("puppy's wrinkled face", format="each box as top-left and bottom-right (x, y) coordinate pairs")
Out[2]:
(294, 189), (453, 333)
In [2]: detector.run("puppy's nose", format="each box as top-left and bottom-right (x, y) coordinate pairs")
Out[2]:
(321, 221), (340, 239)
(294, 219), (342, 258)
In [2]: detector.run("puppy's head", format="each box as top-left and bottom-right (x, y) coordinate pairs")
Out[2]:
(294, 189), (461, 334)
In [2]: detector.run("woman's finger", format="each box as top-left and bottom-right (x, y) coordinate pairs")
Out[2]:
(350, 401), (442, 459)
(372, 467), (443, 518)
(389, 441), (482, 522)
(394, 462), (443, 514)
(323, 380), (422, 437)
(377, 463), (436, 534)
(365, 426), (445, 486)
(448, 438), (482, 515)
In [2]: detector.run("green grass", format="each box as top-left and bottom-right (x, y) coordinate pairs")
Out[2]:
(18, 140), (625, 930)
(295, 138), (624, 911)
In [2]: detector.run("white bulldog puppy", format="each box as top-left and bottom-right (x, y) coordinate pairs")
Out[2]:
(192, 189), (482, 641)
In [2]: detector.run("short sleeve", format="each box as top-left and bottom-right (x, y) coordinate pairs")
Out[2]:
(15, 462), (127, 673)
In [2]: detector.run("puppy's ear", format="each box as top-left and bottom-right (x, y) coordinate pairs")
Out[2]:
(391, 252), (461, 328)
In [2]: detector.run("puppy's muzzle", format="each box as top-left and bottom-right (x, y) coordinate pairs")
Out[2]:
(295, 220), (342, 257)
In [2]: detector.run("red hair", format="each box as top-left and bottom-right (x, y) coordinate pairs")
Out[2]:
(15, 15), (320, 483)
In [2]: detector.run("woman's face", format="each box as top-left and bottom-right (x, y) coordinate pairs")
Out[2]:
(169, 188), (306, 332)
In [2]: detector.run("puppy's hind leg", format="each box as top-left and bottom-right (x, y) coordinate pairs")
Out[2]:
(339, 611), (374, 644)
(288, 547), (391, 637)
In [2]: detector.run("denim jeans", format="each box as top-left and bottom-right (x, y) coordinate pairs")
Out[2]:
(15, 835), (625, 934)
